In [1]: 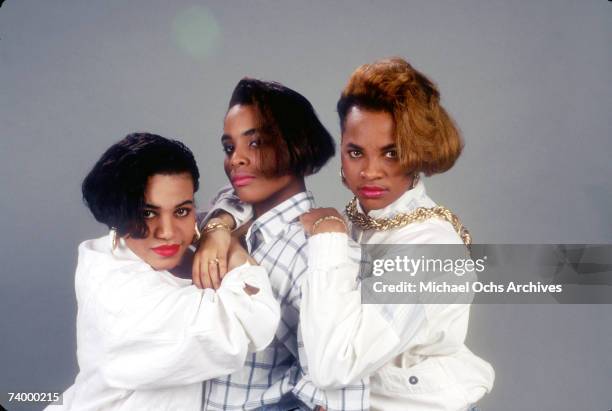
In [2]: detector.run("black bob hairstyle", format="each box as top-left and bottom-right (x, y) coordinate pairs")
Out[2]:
(228, 78), (335, 177)
(82, 132), (200, 238)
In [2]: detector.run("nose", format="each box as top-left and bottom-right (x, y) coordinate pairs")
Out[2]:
(154, 214), (175, 240)
(360, 158), (384, 180)
(230, 145), (249, 168)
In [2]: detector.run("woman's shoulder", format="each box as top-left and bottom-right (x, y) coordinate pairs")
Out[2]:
(399, 189), (466, 245)
(77, 233), (147, 268)
(75, 234), (154, 299)
(386, 218), (464, 245)
(75, 234), (115, 281)
(79, 233), (110, 251)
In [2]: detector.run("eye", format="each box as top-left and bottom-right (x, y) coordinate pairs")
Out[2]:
(175, 207), (191, 218)
(348, 150), (362, 159)
(222, 144), (234, 155)
(249, 139), (261, 148)
(385, 150), (398, 159)
(143, 209), (156, 219)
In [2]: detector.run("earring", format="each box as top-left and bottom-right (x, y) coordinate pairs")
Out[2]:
(412, 172), (420, 189)
(340, 167), (347, 186)
(111, 228), (118, 250)
(193, 223), (202, 243)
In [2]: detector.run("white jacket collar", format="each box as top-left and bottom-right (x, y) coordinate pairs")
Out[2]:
(81, 232), (192, 284)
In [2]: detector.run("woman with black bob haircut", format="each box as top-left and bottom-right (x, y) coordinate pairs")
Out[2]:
(47, 133), (280, 411)
(83, 132), (201, 240)
(227, 77), (335, 177)
(194, 80), (367, 410)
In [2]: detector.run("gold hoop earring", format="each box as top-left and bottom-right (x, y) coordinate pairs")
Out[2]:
(111, 228), (118, 250)
(193, 223), (201, 243)
(340, 167), (347, 186)
(412, 172), (420, 189)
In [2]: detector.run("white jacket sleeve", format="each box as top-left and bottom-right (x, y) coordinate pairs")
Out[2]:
(92, 262), (279, 390)
(300, 233), (427, 388)
(197, 184), (253, 230)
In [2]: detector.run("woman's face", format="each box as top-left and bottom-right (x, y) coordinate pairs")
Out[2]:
(124, 173), (196, 271)
(222, 104), (303, 217)
(341, 106), (413, 213)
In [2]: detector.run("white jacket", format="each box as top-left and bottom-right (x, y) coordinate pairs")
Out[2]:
(300, 180), (494, 411)
(46, 233), (280, 411)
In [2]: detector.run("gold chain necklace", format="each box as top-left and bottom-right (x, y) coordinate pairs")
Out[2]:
(345, 197), (472, 247)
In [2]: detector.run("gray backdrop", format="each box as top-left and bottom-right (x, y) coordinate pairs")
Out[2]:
(1, 1), (611, 410)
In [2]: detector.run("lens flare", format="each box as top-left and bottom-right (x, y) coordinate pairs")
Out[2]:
(172, 6), (220, 61)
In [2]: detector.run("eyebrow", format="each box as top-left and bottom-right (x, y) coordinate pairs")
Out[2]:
(345, 142), (397, 152)
(380, 144), (397, 151)
(345, 142), (363, 150)
(144, 200), (194, 209)
(221, 128), (258, 142)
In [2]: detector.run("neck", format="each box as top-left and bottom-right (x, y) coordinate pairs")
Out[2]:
(359, 201), (371, 214)
(166, 249), (193, 278)
(253, 177), (306, 218)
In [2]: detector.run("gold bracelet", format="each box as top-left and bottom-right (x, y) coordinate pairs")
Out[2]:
(202, 221), (232, 235)
(312, 215), (347, 234)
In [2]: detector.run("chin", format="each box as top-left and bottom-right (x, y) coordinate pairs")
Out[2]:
(148, 255), (182, 271)
(234, 186), (265, 205)
(358, 196), (391, 212)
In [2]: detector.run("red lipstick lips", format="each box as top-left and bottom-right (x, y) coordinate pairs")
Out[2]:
(359, 185), (387, 199)
(152, 244), (180, 257)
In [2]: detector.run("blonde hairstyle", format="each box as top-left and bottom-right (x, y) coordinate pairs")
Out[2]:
(337, 57), (463, 176)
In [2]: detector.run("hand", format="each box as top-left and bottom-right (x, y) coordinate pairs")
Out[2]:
(228, 238), (260, 296)
(299, 208), (347, 236)
(192, 219), (231, 290)
(227, 236), (256, 270)
(228, 236), (259, 295)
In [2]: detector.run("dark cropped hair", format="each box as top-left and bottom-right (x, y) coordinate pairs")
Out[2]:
(82, 133), (200, 238)
(337, 57), (463, 176)
(229, 78), (335, 176)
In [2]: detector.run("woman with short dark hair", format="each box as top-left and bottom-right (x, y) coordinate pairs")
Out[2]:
(195, 79), (367, 410)
(47, 133), (280, 411)
(227, 77), (335, 177)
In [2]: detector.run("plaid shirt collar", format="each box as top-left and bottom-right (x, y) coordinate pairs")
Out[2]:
(245, 191), (315, 251)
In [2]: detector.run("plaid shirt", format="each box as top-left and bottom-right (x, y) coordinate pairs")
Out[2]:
(202, 191), (368, 411)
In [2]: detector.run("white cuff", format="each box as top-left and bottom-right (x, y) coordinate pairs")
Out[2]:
(307, 232), (350, 269)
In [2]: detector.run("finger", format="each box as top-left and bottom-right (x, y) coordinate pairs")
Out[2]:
(192, 255), (203, 289)
(200, 250), (216, 288)
(210, 259), (221, 290)
(218, 252), (229, 279)
(299, 215), (313, 232)
(302, 210), (314, 217)
(202, 261), (213, 289)
(201, 272), (211, 289)
(304, 212), (316, 221)
(200, 259), (211, 289)
(300, 218), (310, 232)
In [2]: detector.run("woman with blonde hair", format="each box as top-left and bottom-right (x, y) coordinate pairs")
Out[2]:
(299, 57), (494, 410)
